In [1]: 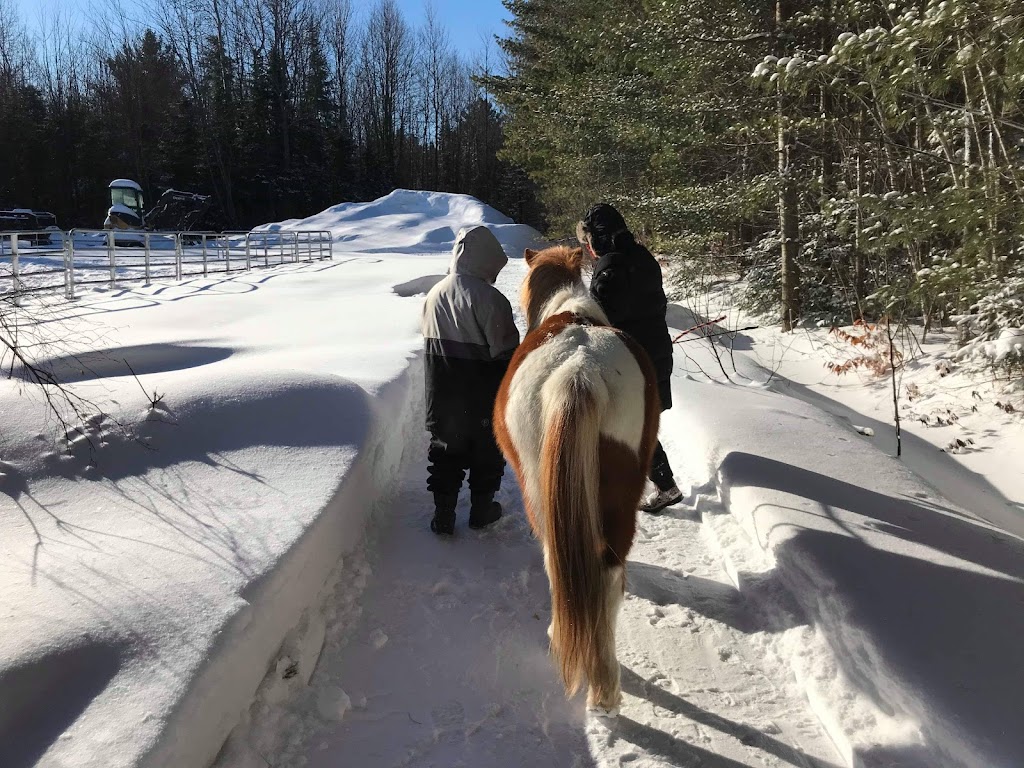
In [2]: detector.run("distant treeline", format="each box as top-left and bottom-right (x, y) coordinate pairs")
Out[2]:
(0, 0), (541, 230)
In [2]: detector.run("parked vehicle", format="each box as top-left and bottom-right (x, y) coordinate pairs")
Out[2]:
(103, 179), (222, 233)
(0, 205), (60, 244)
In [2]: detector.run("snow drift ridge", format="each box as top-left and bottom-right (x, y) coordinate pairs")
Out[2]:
(257, 189), (544, 259)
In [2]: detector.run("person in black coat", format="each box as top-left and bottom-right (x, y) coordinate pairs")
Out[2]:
(577, 203), (683, 513)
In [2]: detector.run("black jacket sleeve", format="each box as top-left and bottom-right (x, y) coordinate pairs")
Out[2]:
(590, 257), (633, 326)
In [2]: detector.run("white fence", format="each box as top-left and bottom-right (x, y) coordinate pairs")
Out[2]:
(0, 229), (333, 302)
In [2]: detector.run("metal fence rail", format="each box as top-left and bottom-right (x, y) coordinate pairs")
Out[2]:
(1, 228), (333, 301)
(0, 230), (67, 306)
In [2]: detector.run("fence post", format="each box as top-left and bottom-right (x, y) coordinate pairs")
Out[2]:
(107, 230), (117, 288)
(245, 234), (252, 271)
(144, 233), (152, 286)
(202, 234), (209, 277)
(10, 233), (23, 307)
(175, 234), (183, 281)
(65, 231), (76, 300)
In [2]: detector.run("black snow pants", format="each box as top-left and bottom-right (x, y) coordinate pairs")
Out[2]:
(649, 442), (675, 492)
(648, 376), (676, 492)
(427, 423), (505, 496)
(423, 405), (503, 501)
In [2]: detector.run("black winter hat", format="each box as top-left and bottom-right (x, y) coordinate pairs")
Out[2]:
(582, 203), (628, 239)
(579, 203), (635, 256)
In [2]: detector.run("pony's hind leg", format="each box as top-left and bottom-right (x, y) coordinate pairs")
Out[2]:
(587, 564), (625, 716)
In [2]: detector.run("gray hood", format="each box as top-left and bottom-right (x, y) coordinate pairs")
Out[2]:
(450, 225), (507, 283)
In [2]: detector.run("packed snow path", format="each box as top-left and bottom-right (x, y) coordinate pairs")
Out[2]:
(238, 454), (842, 768)
(228, 258), (844, 768)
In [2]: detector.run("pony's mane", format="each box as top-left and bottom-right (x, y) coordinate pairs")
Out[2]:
(522, 246), (587, 328)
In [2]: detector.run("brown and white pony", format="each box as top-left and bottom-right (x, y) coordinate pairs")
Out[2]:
(493, 245), (660, 715)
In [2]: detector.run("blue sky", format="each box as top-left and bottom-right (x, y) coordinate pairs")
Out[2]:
(12, 0), (512, 56)
(397, 0), (512, 53)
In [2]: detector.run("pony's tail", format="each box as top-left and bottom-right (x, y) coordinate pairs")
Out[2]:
(542, 380), (606, 696)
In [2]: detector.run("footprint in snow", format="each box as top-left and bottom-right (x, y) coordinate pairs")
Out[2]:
(646, 604), (693, 629)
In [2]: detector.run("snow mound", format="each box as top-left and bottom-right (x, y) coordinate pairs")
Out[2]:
(258, 189), (545, 259)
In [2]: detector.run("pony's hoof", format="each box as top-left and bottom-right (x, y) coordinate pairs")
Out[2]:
(586, 704), (620, 719)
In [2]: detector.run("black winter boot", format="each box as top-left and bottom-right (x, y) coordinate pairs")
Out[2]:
(430, 493), (458, 535)
(468, 491), (502, 530)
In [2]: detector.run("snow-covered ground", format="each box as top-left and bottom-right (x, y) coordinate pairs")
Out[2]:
(3, 193), (1022, 768)
(672, 278), (1022, 536)
(215, 258), (844, 768)
(661, 280), (1024, 766)
(0, 191), (540, 768)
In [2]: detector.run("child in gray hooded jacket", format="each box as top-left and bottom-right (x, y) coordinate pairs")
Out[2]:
(421, 226), (520, 534)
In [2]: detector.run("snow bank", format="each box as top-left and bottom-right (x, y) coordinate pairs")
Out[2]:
(258, 188), (545, 259)
(663, 312), (1024, 767)
(0, 273), (427, 768)
(0, 191), (535, 767)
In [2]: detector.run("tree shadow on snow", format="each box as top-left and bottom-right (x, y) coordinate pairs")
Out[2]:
(721, 452), (1024, 580)
(722, 452), (1024, 766)
(32, 260), (354, 325)
(665, 304), (754, 351)
(6, 377), (376, 601)
(760, 365), (1024, 533)
(618, 667), (844, 768)
(627, 561), (804, 634)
